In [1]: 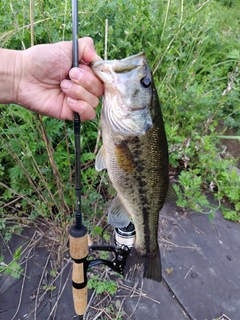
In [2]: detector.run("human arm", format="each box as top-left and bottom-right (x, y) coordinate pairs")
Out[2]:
(0, 37), (103, 121)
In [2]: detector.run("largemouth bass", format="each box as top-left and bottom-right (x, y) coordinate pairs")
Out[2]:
(91, 52), (176, 282)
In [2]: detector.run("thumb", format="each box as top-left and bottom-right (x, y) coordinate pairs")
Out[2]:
(78, 37), (102, 63)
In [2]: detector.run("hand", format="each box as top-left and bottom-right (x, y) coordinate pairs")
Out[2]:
(17, 37), (103, 121)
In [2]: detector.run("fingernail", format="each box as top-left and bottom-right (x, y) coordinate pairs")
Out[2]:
(61, 80), (72, 90)
(67, 97), (77, 105)
(70, 68), (83, 81)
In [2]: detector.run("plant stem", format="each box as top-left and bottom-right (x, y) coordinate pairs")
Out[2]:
(37, 115), (70, 216)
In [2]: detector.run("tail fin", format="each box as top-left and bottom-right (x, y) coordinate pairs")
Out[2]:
(124, 247), (162, 283)
(144, 249), (162, 282)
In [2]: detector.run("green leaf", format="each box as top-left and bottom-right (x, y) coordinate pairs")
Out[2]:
(13, 247), (22, 260)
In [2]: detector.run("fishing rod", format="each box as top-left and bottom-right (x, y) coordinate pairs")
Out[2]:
(69, 1), (136, 318)
(69, 0), (88, 318)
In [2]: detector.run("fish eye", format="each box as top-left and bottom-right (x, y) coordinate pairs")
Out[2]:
(140, 77), (151, 88)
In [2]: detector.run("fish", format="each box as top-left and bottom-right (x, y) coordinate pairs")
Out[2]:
(91, 52), (176, 282)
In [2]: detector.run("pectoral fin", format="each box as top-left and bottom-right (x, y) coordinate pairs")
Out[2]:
(107, 195), (131, 228)
(95, 145), (106, 171)
(165, 183), (178, 203)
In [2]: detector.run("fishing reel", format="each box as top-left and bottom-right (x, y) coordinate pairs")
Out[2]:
(88, 222), (136, 274)
(69, 222), (136, 317)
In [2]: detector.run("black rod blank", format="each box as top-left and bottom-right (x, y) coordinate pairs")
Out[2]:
(72, 0), (82, 229)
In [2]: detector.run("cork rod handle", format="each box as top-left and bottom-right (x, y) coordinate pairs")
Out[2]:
(70, 230), (89, 316)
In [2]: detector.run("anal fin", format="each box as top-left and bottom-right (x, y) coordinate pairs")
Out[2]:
(107, 195), (131, 228)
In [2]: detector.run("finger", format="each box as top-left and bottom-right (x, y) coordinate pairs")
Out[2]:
(61, 79), (99, 108)
(78, 63), (99, 77)
(67, 98), (96, 121)
(68, 67), (104, 97)
(78, 37), (102, 63)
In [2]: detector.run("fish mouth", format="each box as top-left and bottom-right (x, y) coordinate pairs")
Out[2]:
(90, 52), (146, 84)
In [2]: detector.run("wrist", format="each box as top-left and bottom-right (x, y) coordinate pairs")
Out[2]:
(0, 49), (23, 105)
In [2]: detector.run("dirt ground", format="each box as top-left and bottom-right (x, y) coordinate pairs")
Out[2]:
(0, 202), (240, 320)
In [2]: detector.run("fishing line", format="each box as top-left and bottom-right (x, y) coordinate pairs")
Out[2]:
(60, 0), (68, 84)
(62, 0), (68, 41)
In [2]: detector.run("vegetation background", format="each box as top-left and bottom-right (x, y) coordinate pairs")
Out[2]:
(0, 0), (239, 303)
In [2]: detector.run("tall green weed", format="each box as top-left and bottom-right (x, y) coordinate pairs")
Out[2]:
(0, 0), (239, 243)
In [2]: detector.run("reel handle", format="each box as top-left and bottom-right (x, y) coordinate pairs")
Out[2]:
(70, 226), (88, 316)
